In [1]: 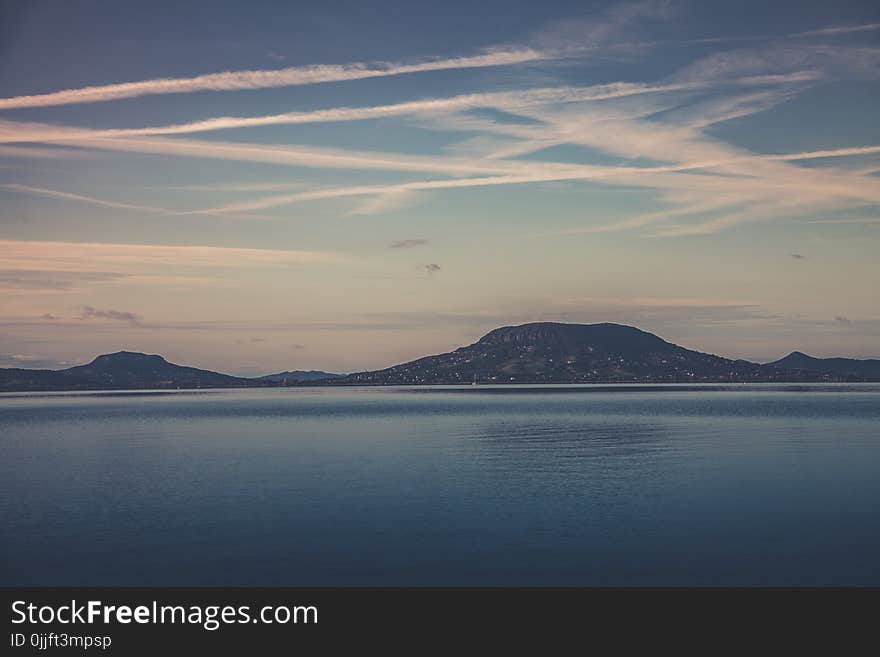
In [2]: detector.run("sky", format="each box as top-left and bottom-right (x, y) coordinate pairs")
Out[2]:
(0, 0), (878, 375)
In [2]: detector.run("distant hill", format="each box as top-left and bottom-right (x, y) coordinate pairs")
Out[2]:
(2, 327), (877, 391)
(339, 322), (807, 384)
(766, 351), (880, 380)
(257, 370), (344, 383)
(0, 351), (259, 391)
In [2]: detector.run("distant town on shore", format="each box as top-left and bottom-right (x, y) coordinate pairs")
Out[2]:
(2, 322), (879, 392)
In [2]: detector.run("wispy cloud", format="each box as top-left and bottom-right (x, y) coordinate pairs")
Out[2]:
(349, 189), (421, 216)
(0, 83), (705, 144)
(79, 305), (141, 326)
(0, 269), (126, 291)
(0, 182), (280, 220)
(0, 240), (349, 322)
(172, 143), (880, 219)
(390, 238), (430, 249)
(2, 1), (872, 115)
(234, 336), (267, 344)
(0, 239), (345, 275)
(807, 217), (880, 225)
(0, 48), (546, 110)
(2, 183), (170, 214)
(672, 43), (880, 84)
(0, 131), (539, 177)
(0, 353), (72, 369)
(790, 23), (880, 38)
(0, 145), (90, 159)
(0, 74), (821, 145)
(121, 135), (880, 238)
(531, 0), (677, 53)
(1, 14), (877, 243)
(6, 64), (876, 240)
(0, 0), (682, 113)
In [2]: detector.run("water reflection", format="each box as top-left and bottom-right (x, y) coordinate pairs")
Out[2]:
(1, 386), (878, 586)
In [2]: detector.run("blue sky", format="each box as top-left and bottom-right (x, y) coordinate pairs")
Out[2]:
(0, 0), (878, 374)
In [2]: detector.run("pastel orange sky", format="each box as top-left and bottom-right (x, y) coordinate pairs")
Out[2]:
(1, 0), (878, 375)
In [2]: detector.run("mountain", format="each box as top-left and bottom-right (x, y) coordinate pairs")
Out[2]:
(339, 322), (802, 384)
(258, 370), (344, 383)
(0, 351), (259, 391)
(766, 351), (880, 380)
(2, 326), (877, 391)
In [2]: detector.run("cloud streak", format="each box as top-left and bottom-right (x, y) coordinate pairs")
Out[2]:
(79, 305), (141, 326)
(791, 23), (880, 38)
(0, 76), (816, 143)
(0, 182), (275, 220)
(0, 48), (546, 110)
(390, 238), (430, 249)
(0, 13), (875, 116)
(0, 269), (126, 291)
(1, 18), (877, 243)
(5, 105), (877, 237)
(2, 183), (170, 214)
(172, 143), (880, 216)
(0, 239), (345, 275)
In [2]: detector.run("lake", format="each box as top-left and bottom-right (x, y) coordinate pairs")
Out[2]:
(2, 384), (879, 586)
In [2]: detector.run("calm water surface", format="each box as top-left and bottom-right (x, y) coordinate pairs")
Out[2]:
(2, 384), (879, 585)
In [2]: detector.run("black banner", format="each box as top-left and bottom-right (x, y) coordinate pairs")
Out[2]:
(2, 588), (876, 653)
